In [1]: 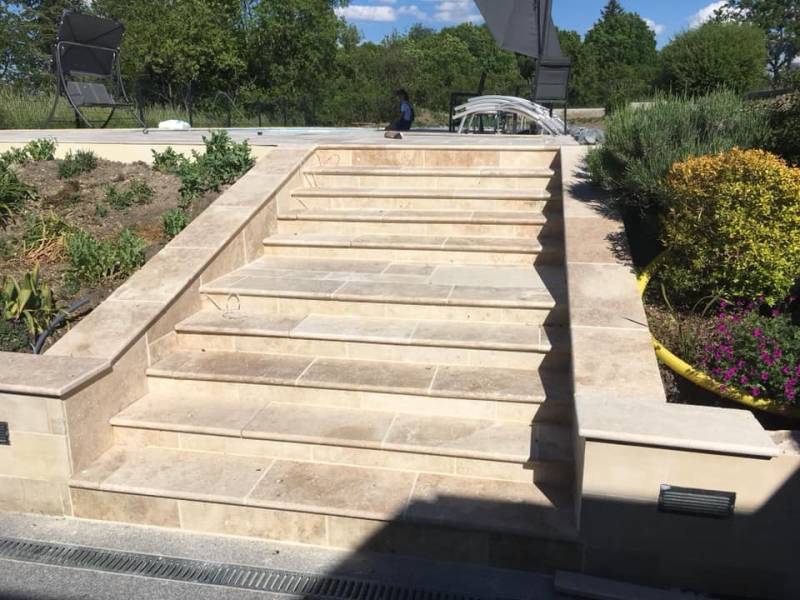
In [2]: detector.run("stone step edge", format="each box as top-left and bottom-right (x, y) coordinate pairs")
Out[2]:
(291, 187), (558, 200)
(261, 236), (547, 255)
(69, 449), (579, 541)
(145, 354), (561, 405)
(199, 283), (558, 311)
(303, 166), (557, 178)
(175, 315), (560, 354)
(110, 401), (573, 466)
(277, 210), (553, 226)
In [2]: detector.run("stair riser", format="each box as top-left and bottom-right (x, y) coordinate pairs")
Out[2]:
(261, 245), (561, 266)
(113, 427), (572, 486)
(277, 219), (554, 238)
(313, 148), (560, 170)
(289, 196), (555, 211)
(174, 332), (562, 370)
(146, 376), (572, 424)
(201, 294), (567, 326)
(70, 488), (583, 572)
(302, 173), (558, 191)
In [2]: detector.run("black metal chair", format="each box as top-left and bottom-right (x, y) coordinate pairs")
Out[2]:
(532, 57), (571, 134)
(45, 11), (144, 129)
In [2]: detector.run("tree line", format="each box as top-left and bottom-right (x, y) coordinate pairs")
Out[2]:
(0, 0), (796, 126)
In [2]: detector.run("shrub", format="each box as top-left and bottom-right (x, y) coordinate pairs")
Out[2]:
(1, 264), (58, 335)
(587, 91), (770, 215)
(66, 228), (146, 285)
(660, 148), (800, 304)
(0, 166), (35, 227)
(105, 179), (154, 211)
(0, 147), (30, 168)
(697, 299), (800, 406)
(58, 150), (98, 179)
(151, 147), (186, 173)
(659, 23), (767, 97)
(22, 211), (72, 261)
(768, 92), (800, 166)
(24, 138), (57, 162)
(162, 208), (189, 239)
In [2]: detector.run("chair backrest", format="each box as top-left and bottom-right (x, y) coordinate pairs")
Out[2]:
(54, 11), (125, 78)
(532, 58), (571, 105)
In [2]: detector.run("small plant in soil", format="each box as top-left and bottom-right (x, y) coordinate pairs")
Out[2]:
(24, 138), (56, 162)
(58, 150), (98, 179)
(1, 263), (59, 335)
(105, 179), (155, 211)
(0, 165), (35, 227)
(22, 211), (72, 262)
(94, 202), (108, 218)
(162, 208), (189, 239)
(66, 228), (146, 285)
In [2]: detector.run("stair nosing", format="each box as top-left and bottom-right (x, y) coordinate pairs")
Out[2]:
(261, 235), (547, 255)
(277, 209), (552, 225)
(303, 166), (557, 178)
(291, 187), (558, 200)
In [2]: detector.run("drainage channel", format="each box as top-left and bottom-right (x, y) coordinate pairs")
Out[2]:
(0, 536), (487, 600)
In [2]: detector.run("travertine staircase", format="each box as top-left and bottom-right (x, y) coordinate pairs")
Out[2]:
(71, 146), (581, 571)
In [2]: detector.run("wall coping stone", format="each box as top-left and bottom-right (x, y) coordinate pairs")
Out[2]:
(561, 146), (778, 459)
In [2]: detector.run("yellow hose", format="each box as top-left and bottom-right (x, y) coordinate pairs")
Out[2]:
(638, 258), (800, 419)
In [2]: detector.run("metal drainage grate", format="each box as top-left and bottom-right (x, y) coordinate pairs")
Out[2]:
(0, 422), (9, 445)
(0, 536), (485, 600)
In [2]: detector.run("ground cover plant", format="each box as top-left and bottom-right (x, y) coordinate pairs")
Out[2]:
(0, 135), (254, 352)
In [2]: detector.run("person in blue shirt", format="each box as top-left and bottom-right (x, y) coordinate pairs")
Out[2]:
(386, 89), (414, 131)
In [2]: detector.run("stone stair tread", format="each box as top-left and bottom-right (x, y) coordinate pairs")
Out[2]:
(292, 186), (555, 200)
(263, 233), (544, 254)
(279, 208), (550, 225)
(71, 446), (577, 538)
(177, 310), (564, 353)
(202, 258), (564, 309)
(113, 397), (573, 464)
(304, 166), (556, 177)
(147, 350), (569, 403)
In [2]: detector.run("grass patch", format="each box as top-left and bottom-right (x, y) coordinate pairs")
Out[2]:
(58, 150), (98, 179)
(66, 228), (146, 286)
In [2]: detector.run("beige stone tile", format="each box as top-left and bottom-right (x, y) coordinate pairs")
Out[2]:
(250, 256), (389, 274)
(113, 394), (266, 436)
(443, 237), (540, 253)
(408, 474), (574, 538)
(169, 205), (251, 249)
(432, 365), (546, 402)
(454, 458), (533, 483)
(71, 488), (180, 527)
(353, 235), (447, 249)
(0, 476), (67, 515)
(333, 281), (452, 303)
(178, 433), (312, 460)
(247, 461), (415, 520)
(0, 431), (71, 480)
(430, 265), (546, 289)
(299, 358), (436, 395)
(384, 415), (531, 461)
(564, 217), (627, 265)
(0, 353), (108, 398)
(178, 311), (302, 337)
(200, 238), (248, 289)
(266, 233), (353, 247)
(114, 427), (180, 448)
(229, 276), (345, 298)
(567, 263), (648, 330)
(383, 263), (436, 276)
(82, 447), (270, 504)
(412, 320), (540, 350)
(311, 445), (455, 473)
(0, 393), (51, 433)
(65, 338), (149, 472)
(244, 203), (277, 262)
(179, 500), (327, 544)
(448, 285), (555, 308)
(291, 314), (416, 343)
(110, 248), (208, 303)
(149, 350), (313, 386)
(244, 403), (394, 447)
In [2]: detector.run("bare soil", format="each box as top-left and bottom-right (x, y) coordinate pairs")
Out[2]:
(0, 158), (226, 350)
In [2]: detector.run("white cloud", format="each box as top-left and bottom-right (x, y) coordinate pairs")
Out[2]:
(689, 1), (728, 28)
(335, 5), (398, 22)
(644, 18), (665, 35)
(398, 5), (429, 20)
(426, 1), (483, 24)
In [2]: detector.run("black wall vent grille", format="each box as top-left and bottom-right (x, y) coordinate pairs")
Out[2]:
(659, 484), (736, 518)
(0, 422), (9, 445)
(0, 536), (486, 600)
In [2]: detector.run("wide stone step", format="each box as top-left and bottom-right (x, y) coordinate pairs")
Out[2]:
(147, 350), (567, 405)
(302, 166), (558, 191)
(111, 397), (574, 483)
(71, 447), (580, 560)
(277, 207), (560, 237)
(201, 257), (567, 324)
(289, 187), (557, 211)
(262, 233), (558, 265)
(175, 311), (568, 369)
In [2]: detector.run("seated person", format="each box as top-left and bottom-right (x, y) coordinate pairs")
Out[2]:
(386, 89), (414, 131)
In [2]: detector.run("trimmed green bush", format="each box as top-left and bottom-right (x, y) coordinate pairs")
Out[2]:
(660, 148), (800, 304)
(659, 22), (768, 96)
(587, 91), (770, 215)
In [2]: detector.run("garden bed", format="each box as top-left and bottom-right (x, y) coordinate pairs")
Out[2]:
(0, 132), (254, 353)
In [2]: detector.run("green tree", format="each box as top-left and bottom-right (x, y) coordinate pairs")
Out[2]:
(572, 1), (658, 107)
(720, 0), (800, 85)
(659, 22), (768, 95)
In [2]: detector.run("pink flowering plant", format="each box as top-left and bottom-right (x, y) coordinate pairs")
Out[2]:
(697, 298), (800, 406)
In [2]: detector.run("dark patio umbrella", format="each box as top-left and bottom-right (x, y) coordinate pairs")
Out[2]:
(473, 0), (561, 60)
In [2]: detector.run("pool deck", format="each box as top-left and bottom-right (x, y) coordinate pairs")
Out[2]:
(0, 127), (576, 149)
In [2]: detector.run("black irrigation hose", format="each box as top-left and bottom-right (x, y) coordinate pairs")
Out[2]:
(33, 297), (90, 355)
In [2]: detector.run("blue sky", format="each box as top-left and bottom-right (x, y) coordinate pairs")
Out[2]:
(336, 0), (729, 47)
